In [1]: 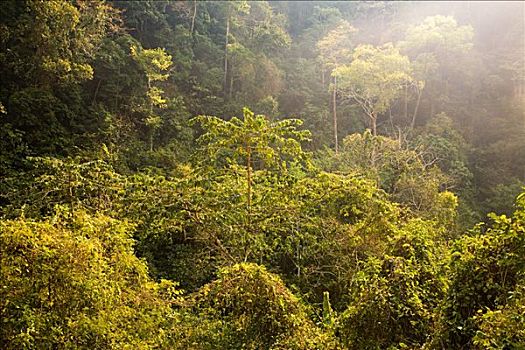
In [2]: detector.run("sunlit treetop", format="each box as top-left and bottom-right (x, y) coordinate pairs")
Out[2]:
(399, 15), (474, 57)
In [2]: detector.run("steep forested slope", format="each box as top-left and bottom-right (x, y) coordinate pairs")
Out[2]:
(0, 1), (524, 349)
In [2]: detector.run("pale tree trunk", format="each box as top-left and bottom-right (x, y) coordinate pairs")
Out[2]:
(92, 78), (102, 105)
(149, 132), (154, 152)
(370, 112), (377, 168)
(404, 82), (408, 120)
(411, 87), (422, 130)
(190, 0), (197, 35)
(332, 75), (338, 154)
(428, 80), (435, 119)
(371, 112), (377, 136)
(430, 97), (435, 120)
(229, 62), (234, 100)
(223, 13), (230, 98)
(147, 77), (154, 152)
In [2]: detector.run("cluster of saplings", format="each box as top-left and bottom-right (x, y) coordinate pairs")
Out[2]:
(0, 1), (524, 349)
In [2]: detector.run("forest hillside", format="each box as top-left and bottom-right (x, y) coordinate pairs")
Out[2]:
(1, 1), (524, 349)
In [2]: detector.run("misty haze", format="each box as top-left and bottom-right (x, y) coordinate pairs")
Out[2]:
(1, 1), (524, 349)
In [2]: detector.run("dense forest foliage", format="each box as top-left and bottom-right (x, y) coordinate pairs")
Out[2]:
(1, 1), (524, 349)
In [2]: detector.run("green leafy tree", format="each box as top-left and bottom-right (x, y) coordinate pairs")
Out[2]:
(431, 191), (525, 348)
(222, 1), (290, 107)
(316, 20), (356, 152)
(192, 107), (311, 261)
(221, 1), (250, 99)
(0, 0), (119, 158)
(0, 0), (119, 86)
(335, 44), (413, 136)
(0, 210), (181, 349)
(184, 263), (340, 349)
(321, 131), (458, 226)
(473, 282), (525, 349)
(339, 220), (449, 349)
(194, 107), (311, 206)
(131, 45), (173, 151)
(398, 15), (474, 121)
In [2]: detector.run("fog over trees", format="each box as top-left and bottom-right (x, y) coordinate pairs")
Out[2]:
(1, 1), (524, 349)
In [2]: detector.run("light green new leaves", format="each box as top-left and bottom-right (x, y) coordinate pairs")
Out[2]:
(130, 46), (172, 83)
(130, 45), (173, 150)
(335, 44), (413, 117)
(317, 20), (356, 70)
(193, 107), (312, 171)
(400, 16), (474, 57)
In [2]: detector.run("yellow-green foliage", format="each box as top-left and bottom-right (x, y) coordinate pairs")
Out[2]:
(431, 192), (525, 348)
(400, 15), (474, 59)
(316, 20), (356, 70)
(193, 107), (312, 171)
(335, 44), (413, 117)
(338, 219), (449, 349)
(0, 0), (523, 348)
(473, 283), (525, 349)
(324, 131), (458, 225)
(5, 0), (118, 84)
(186, 263), (340, 349)
(0, 210), (179, 349)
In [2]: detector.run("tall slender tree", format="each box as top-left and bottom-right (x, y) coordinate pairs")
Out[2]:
(336, 43), (412, 136)
(316, 20), (356, 153)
